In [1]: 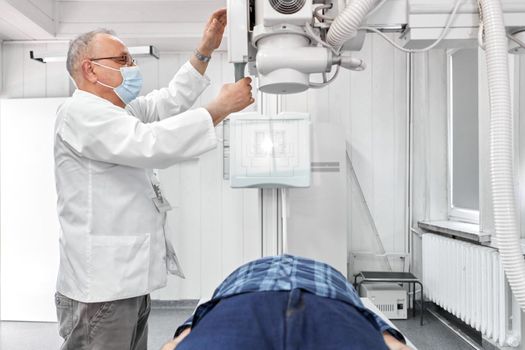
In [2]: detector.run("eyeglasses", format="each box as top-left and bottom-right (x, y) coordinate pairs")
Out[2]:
(90, 54), (136, 66)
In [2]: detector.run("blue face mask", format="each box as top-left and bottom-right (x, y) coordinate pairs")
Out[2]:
(91, 61), (143, 105)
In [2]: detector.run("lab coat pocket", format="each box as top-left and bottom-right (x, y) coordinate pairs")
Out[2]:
(89, 234), (151, 299)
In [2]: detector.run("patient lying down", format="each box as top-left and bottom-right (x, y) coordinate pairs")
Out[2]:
(162, 255), (411, 350)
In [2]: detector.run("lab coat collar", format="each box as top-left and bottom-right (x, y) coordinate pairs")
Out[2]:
(73, 89), (125, 109)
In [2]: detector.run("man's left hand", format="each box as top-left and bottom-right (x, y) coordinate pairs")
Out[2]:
(383, 332), (412, 350)
(161, 328), (191, 350)
(198, 8), (227, 56)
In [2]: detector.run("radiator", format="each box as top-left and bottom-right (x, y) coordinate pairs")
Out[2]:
(422, 234), (519, 347)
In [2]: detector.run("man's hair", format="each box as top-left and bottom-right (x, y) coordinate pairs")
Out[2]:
(66, 28), (116, 78)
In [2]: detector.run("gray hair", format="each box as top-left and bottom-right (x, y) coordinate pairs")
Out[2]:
(66, 28), (116, 78)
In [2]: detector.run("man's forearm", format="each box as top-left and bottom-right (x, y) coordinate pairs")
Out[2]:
(192, 8), (226, 75)
(189, 46), (212, 76)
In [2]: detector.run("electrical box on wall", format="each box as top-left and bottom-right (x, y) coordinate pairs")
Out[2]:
(229, 112), (311, 188)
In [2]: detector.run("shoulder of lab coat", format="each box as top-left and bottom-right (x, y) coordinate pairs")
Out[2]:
(126, 61), (211, 123)
(56, 89), (217, 169)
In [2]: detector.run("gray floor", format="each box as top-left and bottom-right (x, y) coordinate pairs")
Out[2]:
(0, 305), (474, 350)
(393, 309), (474, 350)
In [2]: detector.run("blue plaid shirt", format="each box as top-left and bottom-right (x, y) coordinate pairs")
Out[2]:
(175, 255), (405, 343)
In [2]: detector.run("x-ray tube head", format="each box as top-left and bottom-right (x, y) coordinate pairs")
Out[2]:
(256, 31), (332, 94)
(251, 0), (334, 94)
(227, 0), (370, 94)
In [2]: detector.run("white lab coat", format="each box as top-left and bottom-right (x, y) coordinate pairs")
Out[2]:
(54, 62), (217, 303)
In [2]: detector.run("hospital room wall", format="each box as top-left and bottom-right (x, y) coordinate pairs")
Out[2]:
(517, 54), (525, 350)
(410, 51), (449, 279)
(345, 35), (410, 275)
(0, 42), (3, 95)
(1, 42), (70, 98)
(132, 52), (261, 301)
(409, 52), (525, 281)
(0, 42), (261, 301)
(3, 40), (522, 295)
(282, 34), (409, 276)
(0, 37), (417, 296)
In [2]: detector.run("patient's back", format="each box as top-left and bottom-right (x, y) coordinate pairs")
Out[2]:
(176, 289), (388, 350)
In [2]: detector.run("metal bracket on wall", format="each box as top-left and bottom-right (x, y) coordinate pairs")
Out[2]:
(311, 162), (340, 172)
(346, 146), (392, 271)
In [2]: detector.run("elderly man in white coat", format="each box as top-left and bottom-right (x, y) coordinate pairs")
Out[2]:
(54, 8), (253, 350)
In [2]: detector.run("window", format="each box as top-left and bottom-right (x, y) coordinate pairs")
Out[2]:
(447, 48), (480, 223)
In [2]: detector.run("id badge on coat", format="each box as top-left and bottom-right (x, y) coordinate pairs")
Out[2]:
(151, 172), (172, 213)
(153, 197), (172, 213)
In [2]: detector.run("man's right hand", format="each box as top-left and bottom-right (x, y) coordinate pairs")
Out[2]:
(206, 77), (254, 125)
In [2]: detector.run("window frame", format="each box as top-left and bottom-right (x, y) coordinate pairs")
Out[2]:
(446, 48), (480, 224)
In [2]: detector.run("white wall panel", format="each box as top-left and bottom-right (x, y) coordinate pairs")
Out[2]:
(169, 159), (203, 300)
(281, 34), (408, 276)
(410, 51), (449, 279)
(2, 42), (70, 98)
(22, 44), (47, 98)
(137, 55), (159, 96)
(46, 43), (71, 97)
(153, 54), (261, 300)
(349, 38), (375, 221)
(520, 56), (525, 239)
(346, 35), (408, 275)
(0, 98), (65, 321)
(3, 43), (24, 97)
(0, 35), (477, 297)
(371, 34), (398, 253)
(287, 123), (348, 275)
(0, 41), (3, 94)
(155, 54), (261, 301)
(198, 145), (224, 298)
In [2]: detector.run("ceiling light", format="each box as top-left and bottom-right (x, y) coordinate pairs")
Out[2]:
(29, 45), (160, 63)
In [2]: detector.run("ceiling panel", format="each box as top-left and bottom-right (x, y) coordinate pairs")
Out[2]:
(0, 17), (33, 40)
(54, 1), (227, 50)
(57, 22), (206, 38)
(28, 0), (55, 19)
(122, 36), (228, 52)
(59, 1), (225, 23)
(0, 1), (56, 40)
(59, 0), (220, 2)
(0, 0), (229, 51)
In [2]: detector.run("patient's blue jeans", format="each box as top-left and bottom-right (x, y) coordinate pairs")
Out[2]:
(176, 289), (388, 350)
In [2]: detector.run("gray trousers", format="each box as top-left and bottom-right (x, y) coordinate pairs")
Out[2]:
(55, 292), (151, 350)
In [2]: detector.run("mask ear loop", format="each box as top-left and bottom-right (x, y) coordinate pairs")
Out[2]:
(96, 80), (117, 89)
(90, 61), (119, 89)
